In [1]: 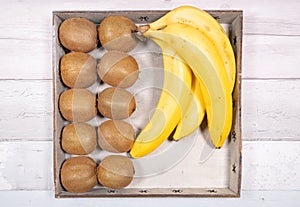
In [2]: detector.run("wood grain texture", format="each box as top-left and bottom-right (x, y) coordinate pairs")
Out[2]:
(0, 80), (52, 141)
(243, 35), (300, 79)
(1, 190), (300, 207)
(243, 141), (300, 190)
(0, 141), (299, 191)
(0, 39), (51, 80)
(0, 141), (52, 190)
(242, 79), (300, 140)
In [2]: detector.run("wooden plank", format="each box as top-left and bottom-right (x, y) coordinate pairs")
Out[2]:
(0, 141), (299, 191)
(243, 141), (300, 190)
(0, 80), (52, 141)
(0, 190), (300, 207)
(0, 39), (52, 80)
(243, 35), (300, 79)
(242, 79), (300, 141)
(0, 141), (53, 190)
(1, 79), (299, 141)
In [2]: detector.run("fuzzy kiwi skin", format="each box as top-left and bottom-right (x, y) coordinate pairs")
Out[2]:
(97, 155), (134, 189)
(60, 52), (97, 88)
(98, 120), (135, 153)
(97, 87), (136, 119)
(97, 51), (139, 88)
(59, 17), (97, 52)
(60, 156), (98, 193)
(98, 16), (137, 52)
(59, 89), (97, 122)
(61, 123), (97, 155)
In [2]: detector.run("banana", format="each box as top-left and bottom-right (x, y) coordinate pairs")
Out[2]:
(144, 23), (233, 148)
(129, 39), (192, 158)
(149, 5), (236, 91)
(173, 74), (205, 140)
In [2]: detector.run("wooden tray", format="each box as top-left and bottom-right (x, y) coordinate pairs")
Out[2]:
(52, 9), (243, 198)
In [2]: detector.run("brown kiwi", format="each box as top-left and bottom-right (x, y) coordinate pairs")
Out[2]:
(59, 89), (97, 122)
(60, 156), (98, 193)
(98, 120), (135, 153)
(97, 51), (139, 88)
(60, 52), (97, 88)
(98, 16), (137, 52)
(97, 155), (134, 189)
(59, 17), (97, 52)
(61, 123), (97, 155)
(97, 87), (136, 119)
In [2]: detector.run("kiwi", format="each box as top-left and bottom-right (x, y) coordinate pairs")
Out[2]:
(97, 51), (139, 88)
(98, 120), (134, 153)
(61, 123), (97, 155)
(97, 87), (136, 119)
(97, 155), (134, 189)
(98, 16), (137, 52)
(60, 52), (97, 88)
(59, 89), (97, 122)
(59, 17), (97, 52)
(60, 156), (98, 193)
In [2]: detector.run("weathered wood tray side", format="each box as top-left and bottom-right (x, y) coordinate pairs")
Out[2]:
(52, 10), (243, 198)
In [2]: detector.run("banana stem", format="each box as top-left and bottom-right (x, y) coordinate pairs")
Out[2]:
(137, 25), (150, 33)
(135, 25), (150, 42)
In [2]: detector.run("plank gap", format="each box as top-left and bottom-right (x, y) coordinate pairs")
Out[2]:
(243, 137), (300, 142)
(0, 138), (53, 142)
(242, 77), (300, 81)
(0, 78), (53, 81)
(244, 33), (300, 37)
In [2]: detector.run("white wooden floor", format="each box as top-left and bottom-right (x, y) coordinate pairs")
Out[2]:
(0, 0), (300, 206)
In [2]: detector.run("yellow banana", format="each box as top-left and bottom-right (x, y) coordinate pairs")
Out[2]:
(144, 23), (233, 148)
(150, 5), (236, 91)
(129, 40), (192, 158)
(173, 74), (205, 140)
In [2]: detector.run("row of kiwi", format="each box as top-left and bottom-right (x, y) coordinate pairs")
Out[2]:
(61, 155), (134, 193)
(59, 15), (138, 53)
(61, 121), (135, 155)
(59, 87), (136, 122)
(58, 15), (141, 192)
(60, 50), (139, 89)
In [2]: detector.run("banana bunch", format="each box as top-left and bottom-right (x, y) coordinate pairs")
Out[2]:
(130, 6), (236, 158)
